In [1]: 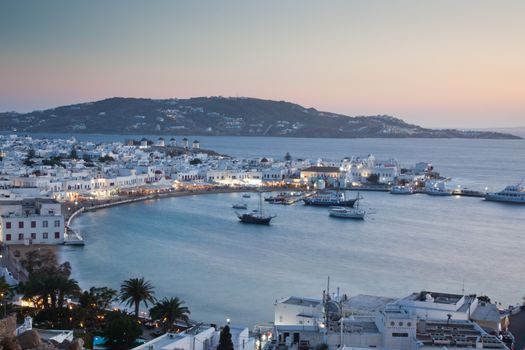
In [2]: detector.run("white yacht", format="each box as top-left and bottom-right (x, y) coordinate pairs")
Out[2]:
(328, 193), (366, 220)
(485, 182), (525, 204)
(328, 206), (366, 220)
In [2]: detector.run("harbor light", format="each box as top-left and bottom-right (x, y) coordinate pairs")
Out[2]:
(226, 318), (231, 325)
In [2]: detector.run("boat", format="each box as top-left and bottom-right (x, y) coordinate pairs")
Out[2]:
(425, 187), (451, 196)
(237, 193), (276, 225)
(485, 182), (525, 204)
(303, 190), (358, 207)
(328, 207), (366, 220)
(232, 203), (248, 209)
(451, 188), (486, 197)
(265, 191), (304, 205)
(242, 193), (251, 198)
(328, 194), (366, 219)
(390, 185), (414, 194)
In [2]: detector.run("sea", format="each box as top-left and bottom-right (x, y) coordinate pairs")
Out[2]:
(37, 133), (525, 327)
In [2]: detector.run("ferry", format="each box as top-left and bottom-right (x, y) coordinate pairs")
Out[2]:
(390, 185), (414, 195)
(485, 182), (525, 204)
(303, 191), (358, 207)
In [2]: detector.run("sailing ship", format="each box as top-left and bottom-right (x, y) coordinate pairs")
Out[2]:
(237, 192), (275, 225)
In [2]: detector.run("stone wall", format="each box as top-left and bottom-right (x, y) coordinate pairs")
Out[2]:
(0, 314), (16, 340)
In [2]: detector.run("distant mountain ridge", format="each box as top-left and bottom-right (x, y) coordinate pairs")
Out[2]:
(0, 97), (520, 139)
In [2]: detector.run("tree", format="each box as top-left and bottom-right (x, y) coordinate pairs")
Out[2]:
(367, 173), (380, 184)
(149, 297), (190, 332)
(23, 148), (36, 166)
(189, 158), (202, 165)
(284, 152), (292, 161)
(102, 311), (142, 350)
(99, 155), (115, 162)
(80, 286), (118, 311)
(0, 276), (15, 307)
(42, 156), (65, 168)
(69, 145), (78, 159)
(217, 325), (234, 350)
(120, 277), (156, 318)
(18, 250), (80, 309)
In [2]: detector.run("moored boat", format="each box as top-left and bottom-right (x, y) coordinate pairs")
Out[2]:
(328, 193), (366, 219)
(237, 192), (275, 225)
(425, 187), (451, 196)
(485, 182), (525, 204)
(328, 207), (366, 220)
(390, 185), (414, 194)
(303, 190), (358, 207)
(232, 203), (248, 209)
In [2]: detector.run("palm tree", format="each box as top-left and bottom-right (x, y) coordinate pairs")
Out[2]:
(120, 277), (155, 318)
(149, 297), (190, 331)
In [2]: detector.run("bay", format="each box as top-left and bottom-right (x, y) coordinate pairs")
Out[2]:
(58, 136), (525, 326)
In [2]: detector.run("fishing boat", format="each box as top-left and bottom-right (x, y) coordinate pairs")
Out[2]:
(242, 193), (251, 198)
(485, 181), (525, 204)
(328, 193), (366, 219)
(303, 190), (358, 207)
(237, 192), (275, 225)
(232, 203), (248, 210)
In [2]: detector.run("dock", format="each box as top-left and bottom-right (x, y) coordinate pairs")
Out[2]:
(64, 227), (85, 246)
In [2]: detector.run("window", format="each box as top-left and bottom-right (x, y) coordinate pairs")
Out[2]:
(31, 221), (36, 228)
(43, 221), (48, 228)
(398, 322), (404, 326)
(390, 321), (395, 326)
(18, 221), (24, 229)
(6, 234), (11, 241)
(407, 322), (412, 327)
(54, 232), (60, 239)
(392, 333), (409, 337)
(6, 222), (11, 229)
(43, 232), (48, 239)
(31, 233), (36, 239)
(18, 233), (24, 240)
(54, 220), (60, 227)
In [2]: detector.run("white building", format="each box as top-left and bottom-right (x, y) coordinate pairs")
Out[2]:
(272, 291), (508, 350)
(132, 325), (255, 350)
(0, 198), (64, 245)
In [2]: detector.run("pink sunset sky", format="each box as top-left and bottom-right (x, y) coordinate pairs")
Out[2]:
(0, 0), (524, 128)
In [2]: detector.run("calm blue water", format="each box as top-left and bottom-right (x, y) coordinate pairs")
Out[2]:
(57, 136), (525, 326)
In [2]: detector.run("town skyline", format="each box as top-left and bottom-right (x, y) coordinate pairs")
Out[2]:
(1, 0), (524, 129)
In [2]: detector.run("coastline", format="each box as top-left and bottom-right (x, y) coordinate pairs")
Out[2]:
(65, 186), (285, 227)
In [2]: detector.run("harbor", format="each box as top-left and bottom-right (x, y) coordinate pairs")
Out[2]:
(63, 188), (525, 326)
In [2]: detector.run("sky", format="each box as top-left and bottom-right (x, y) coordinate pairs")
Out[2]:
(0, 0), (524, 128)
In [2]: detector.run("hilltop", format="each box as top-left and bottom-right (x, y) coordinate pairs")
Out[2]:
(0, 97), (520, 139)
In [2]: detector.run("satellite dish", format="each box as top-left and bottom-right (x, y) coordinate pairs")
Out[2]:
(326, 300), (342, 321)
